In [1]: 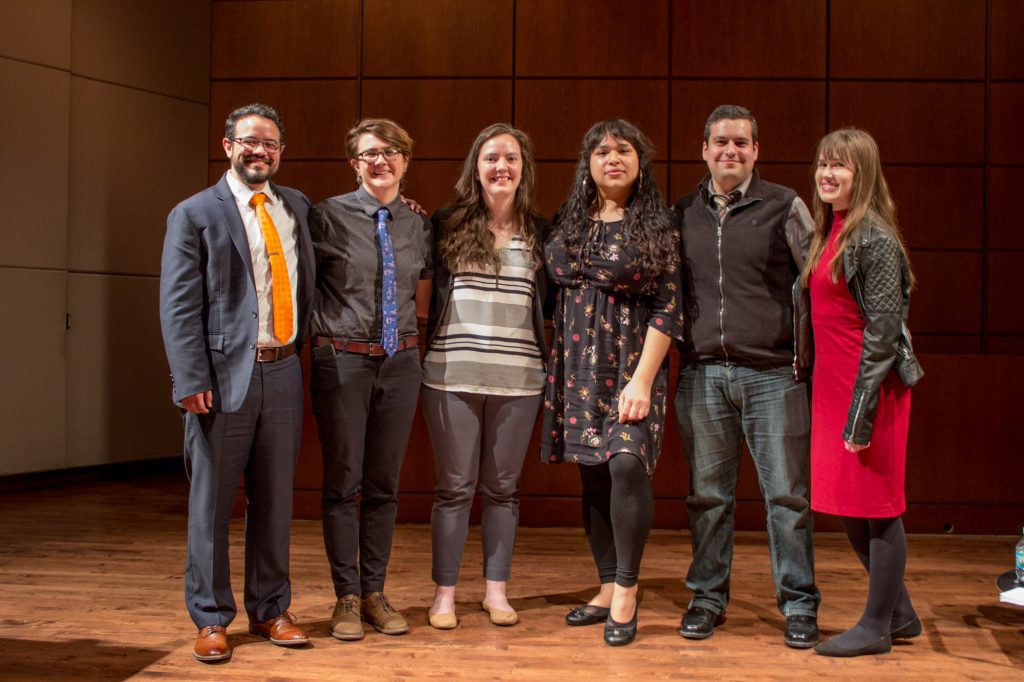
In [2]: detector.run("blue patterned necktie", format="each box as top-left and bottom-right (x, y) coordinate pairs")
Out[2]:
(376, 207), (399, 357)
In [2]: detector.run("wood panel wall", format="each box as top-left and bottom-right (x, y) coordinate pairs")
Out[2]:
(210, 0), (1024, 533)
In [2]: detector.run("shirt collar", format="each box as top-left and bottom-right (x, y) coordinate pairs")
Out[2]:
(706, 173), (753, 199)
(226, 171), (277, 207)
(355, 184), (403, 218)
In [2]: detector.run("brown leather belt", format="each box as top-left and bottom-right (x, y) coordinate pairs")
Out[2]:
(255, 344), (296, 362)
(312, 335), (418, 357)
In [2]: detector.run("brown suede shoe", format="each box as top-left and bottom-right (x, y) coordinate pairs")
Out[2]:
(248, 610), (309, 646)
(330, 594), (365, 641)
(361, 592), (409, 635)
(193, 625), (230, 662)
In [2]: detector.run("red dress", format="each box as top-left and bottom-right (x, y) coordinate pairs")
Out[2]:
(809, 213), (910, 518)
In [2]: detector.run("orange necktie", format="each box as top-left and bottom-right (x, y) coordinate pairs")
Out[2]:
(250, 192), (293, 345)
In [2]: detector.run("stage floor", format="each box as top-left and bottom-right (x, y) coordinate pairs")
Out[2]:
(0, 471), (1020, 680)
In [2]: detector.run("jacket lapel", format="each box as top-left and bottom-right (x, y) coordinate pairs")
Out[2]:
(214, 173), (257, 287)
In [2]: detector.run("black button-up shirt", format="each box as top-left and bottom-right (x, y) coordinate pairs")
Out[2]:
(310, 186), (432, 341)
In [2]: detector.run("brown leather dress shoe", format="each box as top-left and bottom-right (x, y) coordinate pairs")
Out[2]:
(249, 610), (309, 646)
(193, 625), (230, 662)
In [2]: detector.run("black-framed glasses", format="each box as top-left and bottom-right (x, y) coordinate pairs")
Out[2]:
(355, 147), (402, 162)
(229, 136), (282, 153)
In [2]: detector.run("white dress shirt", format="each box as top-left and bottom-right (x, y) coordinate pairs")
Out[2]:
(226, 171), (300, 346)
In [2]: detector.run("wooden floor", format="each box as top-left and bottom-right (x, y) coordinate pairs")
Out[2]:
(0, 471), (1021, 681)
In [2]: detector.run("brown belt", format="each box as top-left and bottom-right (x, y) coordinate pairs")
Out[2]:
(255, 344), (296, 362)
(312, 335), (418, 357)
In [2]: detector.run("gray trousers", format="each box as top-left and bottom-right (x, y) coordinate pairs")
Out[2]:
(421, 386), (542, 585)
(184, 354), (303, 628)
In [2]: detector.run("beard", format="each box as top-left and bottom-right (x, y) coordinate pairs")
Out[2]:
(233, 153), (276, 185)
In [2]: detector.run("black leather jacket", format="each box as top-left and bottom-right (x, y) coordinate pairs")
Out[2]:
(842, 220), (923, 444)
(800, 218), (923, 445)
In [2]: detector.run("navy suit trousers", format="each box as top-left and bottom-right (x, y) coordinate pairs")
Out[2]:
(184, 354), (303, 628)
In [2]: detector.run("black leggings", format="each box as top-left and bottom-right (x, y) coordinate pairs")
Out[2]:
(579, 454), (653, 588)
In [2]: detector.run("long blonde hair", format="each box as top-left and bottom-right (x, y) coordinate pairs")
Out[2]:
(802, 127), (914, 288)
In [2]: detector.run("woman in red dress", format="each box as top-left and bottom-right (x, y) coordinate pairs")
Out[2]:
(804, 128), (924, 657)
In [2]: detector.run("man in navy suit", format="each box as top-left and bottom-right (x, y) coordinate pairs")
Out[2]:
(160, 103), (315, 662)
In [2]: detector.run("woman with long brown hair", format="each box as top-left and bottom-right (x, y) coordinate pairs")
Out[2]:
(803, 127), (924, 657)
(421, 123), (550, 629)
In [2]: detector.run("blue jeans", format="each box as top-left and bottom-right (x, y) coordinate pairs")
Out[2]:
(675, 364), (819, 617)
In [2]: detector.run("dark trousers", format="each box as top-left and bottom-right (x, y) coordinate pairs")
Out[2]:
(311, 346), (421, 597)
(184, 354), (303, 628)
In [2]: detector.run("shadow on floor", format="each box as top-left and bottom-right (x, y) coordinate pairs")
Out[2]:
(0, 638), (171, 681)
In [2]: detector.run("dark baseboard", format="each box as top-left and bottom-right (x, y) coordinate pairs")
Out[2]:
(293, 490), (1023, 535)
(0, 456), (182, 494)
(8, 464), (1016, 535)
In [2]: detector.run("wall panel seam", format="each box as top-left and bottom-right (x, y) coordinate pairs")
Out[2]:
(0, 55), (71, 73)
(70, 73), (209, 106)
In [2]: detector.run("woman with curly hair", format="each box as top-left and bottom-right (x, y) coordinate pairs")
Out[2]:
(542, 119), (684, 646)
(421, 124), (550, 629)
(804, 128), (923, 657)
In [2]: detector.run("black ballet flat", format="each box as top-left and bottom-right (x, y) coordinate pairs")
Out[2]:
(603, 607), (638, 646)
(565, 605), (610, 626)
(815, 634), (892, 657)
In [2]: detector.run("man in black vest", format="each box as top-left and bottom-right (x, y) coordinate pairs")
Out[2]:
(673, 104), (820, 648)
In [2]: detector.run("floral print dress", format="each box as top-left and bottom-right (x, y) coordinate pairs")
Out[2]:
(541, 219), (684, 476)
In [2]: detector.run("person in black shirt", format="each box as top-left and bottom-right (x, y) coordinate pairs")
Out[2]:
(308, 118), (432, 642)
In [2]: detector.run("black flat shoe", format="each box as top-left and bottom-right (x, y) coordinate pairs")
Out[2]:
(565, 604), (610, 626)
(815, 634), (892, 657)
(784, 614), (819, 649)
(604, 606), (638, 646)
(891, 615), (922, 640)
(678, 606), (724, 640)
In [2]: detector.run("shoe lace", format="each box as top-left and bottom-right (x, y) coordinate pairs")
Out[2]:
(374, 593), (397, 615)
(338, 596), (358, 614)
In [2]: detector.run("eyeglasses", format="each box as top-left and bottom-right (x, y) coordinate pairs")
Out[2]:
(229, 137), (282, 153)
(355, 148), (402, 162)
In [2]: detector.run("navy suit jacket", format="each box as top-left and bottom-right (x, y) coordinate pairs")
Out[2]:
(159, 173), (315, 413)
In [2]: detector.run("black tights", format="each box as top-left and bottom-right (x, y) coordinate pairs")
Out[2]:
(834, 516), (916, 647)
(579, 454), (653, 588)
